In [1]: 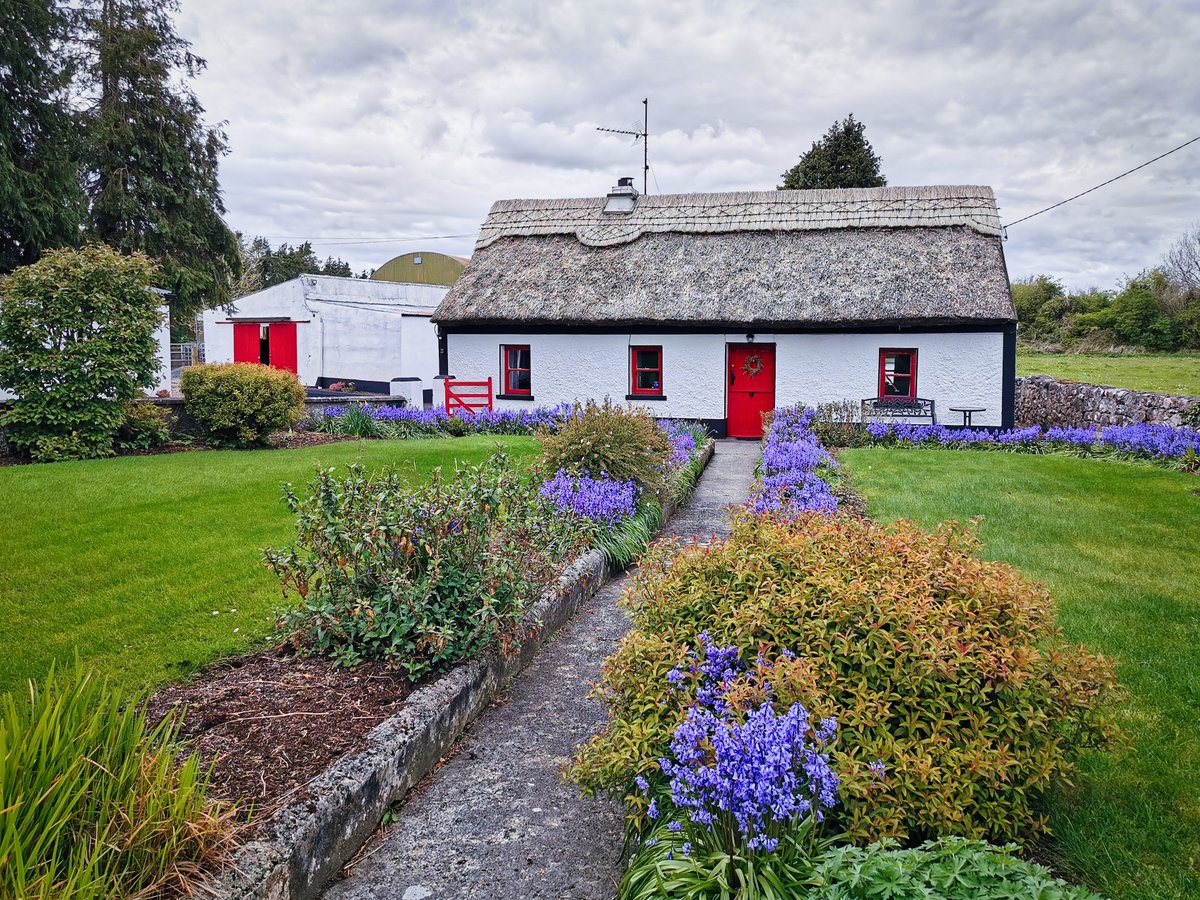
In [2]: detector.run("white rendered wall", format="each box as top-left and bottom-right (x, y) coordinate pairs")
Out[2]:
(446, 330), (1007, 427)
(199, 277), (444, 388)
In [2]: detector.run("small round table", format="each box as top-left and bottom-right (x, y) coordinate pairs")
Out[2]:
(948, 407), (986, 426)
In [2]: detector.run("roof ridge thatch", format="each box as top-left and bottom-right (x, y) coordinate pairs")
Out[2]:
(475, 185), (1001, 249)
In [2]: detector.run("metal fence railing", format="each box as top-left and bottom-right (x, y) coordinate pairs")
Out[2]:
(171, 342), (204, 371)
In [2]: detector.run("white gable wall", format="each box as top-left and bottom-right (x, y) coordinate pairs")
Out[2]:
(201, 277), (444, 391)
(446, 330), (1007, 427)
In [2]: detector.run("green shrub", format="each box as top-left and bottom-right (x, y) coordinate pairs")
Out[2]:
(268, 452), (586, 678)
(570, 512), (1119, 844)
(181, 362), (305, 448)
(538, 400), (673, 498)
(114, 400), (171, 451)
(0, 664), (234, 899)
(0, 245), (163, 462)
(807, 838), (1104, 899)
(811, 400), (869, 448)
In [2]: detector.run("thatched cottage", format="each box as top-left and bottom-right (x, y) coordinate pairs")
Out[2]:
(432, 182), (1017, 437)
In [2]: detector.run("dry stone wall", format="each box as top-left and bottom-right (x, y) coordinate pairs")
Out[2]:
(1016, 375), (1198, 429)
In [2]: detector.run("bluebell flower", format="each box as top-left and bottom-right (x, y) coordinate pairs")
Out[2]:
(635, 775), (649, 792)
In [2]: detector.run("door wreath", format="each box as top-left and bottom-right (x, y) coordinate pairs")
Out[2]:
(742, 354), (764, 377)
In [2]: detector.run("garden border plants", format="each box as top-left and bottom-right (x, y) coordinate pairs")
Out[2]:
(205, 437), (714, 900)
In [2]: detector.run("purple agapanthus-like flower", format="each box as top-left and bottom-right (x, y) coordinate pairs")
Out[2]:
(538, 470), (639, 525)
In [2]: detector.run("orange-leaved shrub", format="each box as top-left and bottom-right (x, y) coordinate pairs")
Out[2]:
(569, 511), (1119, 843)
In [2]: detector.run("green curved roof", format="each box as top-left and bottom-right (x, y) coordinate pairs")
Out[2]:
(371, 251), (469, 286)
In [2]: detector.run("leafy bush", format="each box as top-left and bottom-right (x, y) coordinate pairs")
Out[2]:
(811, 400), (870, 448)
(114, 400), (171, 451)
(0, 245), (162, 462)
(537, 400), (673, 498)
(268, 453), (586, 677)
(807, 838), (1104, 899)
(181, 362), (305, 448)
(0, 664), (234, 899)
(570, 512), (1119, 844)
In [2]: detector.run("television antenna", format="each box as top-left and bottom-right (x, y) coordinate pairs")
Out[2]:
(597, 98), (649, 194)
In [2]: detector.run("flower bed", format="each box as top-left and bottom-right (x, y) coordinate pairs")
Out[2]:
(852, 420), (1200, 470)
(312, 402), (576, 438)
(574, 404), (1119, 899)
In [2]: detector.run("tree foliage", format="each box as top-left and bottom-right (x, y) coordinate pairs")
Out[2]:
(778, 114), (887, 191)
(0, 244), (162, 461)
(78, 0), (239, 322)
(234, 235), (358, 297)
(0, 0), (85, 271)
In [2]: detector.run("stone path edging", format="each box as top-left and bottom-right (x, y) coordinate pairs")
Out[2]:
(208, 441), (715, 900)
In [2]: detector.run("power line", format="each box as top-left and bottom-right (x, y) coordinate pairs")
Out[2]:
(252, 233), (476, 246)
(1004, 135), (1200, 232)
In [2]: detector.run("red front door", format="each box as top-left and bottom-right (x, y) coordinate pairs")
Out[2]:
(726, 344), (775, 438)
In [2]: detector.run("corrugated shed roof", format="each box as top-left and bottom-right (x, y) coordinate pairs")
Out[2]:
(435, 186), (1014, 328)
(476, 185), (1001, 249)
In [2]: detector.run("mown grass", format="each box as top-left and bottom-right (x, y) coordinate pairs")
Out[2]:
(840, 448), (1200, 900)
(1017, 350), (1200, 396)
(0, 437), (538, 696)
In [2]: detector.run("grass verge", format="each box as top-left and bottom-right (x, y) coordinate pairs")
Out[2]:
(0, 437), (538, 696)
(1017, 350), (1200, 396)
(840, 448), (1200, 900)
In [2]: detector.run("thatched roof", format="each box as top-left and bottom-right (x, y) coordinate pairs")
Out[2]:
(434, 186), (1015, 328)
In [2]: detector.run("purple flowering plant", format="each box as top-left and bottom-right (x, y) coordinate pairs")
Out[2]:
(863, 420), (1200, 470)
(745, 406), (841, 517)
(538, 469), (640, 526)
(619, 634), (845, 897)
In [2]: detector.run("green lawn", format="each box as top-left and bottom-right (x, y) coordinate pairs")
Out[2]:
(840, 448), (1200, 900)
(1018, 350), (1200, 396)
(0, 436), (538, 696)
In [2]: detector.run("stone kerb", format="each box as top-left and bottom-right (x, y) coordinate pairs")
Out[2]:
(208, 440), (715, 900)
(1015, 375), (1198, 429)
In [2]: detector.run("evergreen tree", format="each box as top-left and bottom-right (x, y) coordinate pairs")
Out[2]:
(0, 0), (85, 272)
(79, 0), (239, 322)
(778, 114), (887, 191)
(234, 235), (359, 296)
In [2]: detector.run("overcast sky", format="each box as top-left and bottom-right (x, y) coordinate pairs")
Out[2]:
(176, 0), (1199, 291)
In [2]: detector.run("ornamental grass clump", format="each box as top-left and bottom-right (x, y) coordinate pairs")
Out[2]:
(571, 512), (1119, 845)
(268, 452), (585, 677)
(0, 664), (234, 899)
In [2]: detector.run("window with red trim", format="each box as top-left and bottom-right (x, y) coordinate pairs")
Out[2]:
(501, 344), (531, 395)
(879, 349), (917, 397)
(630, 346), (663, 395)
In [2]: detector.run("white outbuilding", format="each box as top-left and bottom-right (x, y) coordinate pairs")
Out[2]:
(202, 274), (443, 403)
(433, 183), (1017, 437)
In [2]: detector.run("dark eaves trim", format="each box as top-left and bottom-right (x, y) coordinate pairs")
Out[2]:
(435, 319), (1017, 335)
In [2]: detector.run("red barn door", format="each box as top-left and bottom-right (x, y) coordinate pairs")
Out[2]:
(233, 322), (260, 364)
(726, 344), (775, 438)
(267, 322), (298, 374)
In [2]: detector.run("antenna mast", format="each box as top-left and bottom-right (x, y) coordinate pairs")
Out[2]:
(596, 97), (650, 194)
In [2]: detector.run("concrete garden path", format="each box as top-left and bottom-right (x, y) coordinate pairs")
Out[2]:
(323, 440), (760, 900)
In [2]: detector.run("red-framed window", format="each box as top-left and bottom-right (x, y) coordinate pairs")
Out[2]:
(630, 345), (663, 395)
(879, 349), (917, 397)
(501, 344), (531, 395)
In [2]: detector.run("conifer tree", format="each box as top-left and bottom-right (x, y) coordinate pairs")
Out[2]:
(0, 0), (85, 272)
(79, 0), (239, 324)
(778, 114), (887, 191)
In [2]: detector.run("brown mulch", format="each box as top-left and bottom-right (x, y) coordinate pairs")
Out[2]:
(146, 648), (414, 821)
(268, 430), (342, 450)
